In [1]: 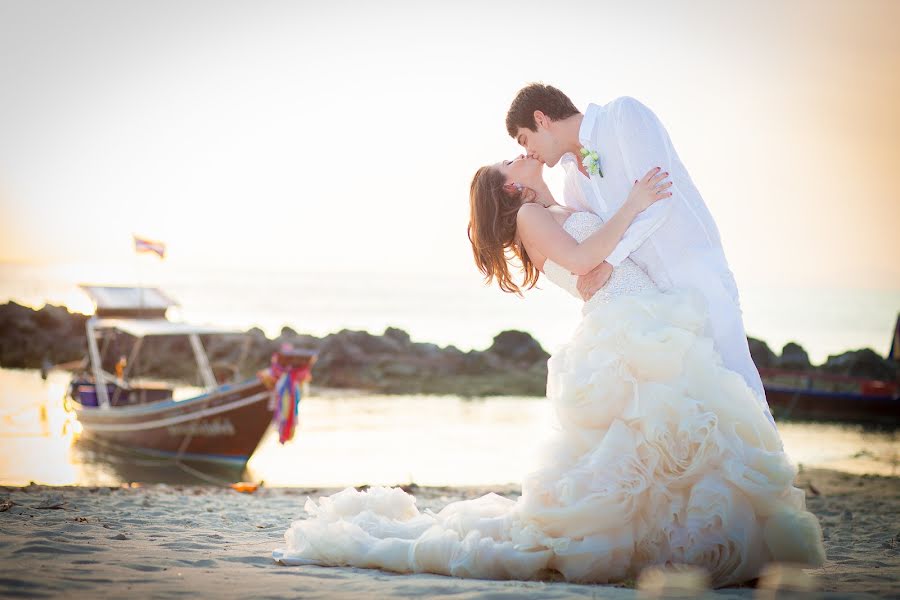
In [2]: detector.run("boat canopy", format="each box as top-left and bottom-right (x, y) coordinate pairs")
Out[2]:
(80, 285), (177, 318)
(91, 318), (243, 338)
(79, 285), (250, 409)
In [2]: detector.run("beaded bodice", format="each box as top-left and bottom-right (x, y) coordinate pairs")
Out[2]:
(542, 211), (657, 313)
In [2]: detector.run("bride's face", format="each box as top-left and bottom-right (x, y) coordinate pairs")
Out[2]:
(495, 155), (544, 189)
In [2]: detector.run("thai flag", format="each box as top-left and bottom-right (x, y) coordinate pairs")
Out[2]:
(133, 235), (166, 259)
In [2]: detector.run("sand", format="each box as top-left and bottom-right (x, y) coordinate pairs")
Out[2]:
(1, 467), (897, 599)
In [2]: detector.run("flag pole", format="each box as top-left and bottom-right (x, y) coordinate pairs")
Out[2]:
(132, 233), (145, 314)
(132, 234), (166, 315)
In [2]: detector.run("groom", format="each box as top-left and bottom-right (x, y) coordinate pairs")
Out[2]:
(505, 83), (778, 432)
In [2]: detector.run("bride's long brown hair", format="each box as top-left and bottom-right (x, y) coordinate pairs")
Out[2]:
(467, 165), (540, 297)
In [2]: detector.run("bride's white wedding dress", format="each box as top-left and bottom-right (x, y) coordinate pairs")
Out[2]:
(272, 211), (826, 587)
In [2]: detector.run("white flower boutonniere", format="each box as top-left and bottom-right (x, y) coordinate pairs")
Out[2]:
(579, 147), (603, 177)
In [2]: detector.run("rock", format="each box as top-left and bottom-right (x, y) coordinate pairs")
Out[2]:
(0, 302), (88, 368)
(33, 303), (70, 330)
(314, 335), (369, 369)
(383, 327), (411, 347)
(459, 351), (505, 375)
(487, 330), (549, 365)
(3, 300), (894, 398)
(429, 352), (466, 376)
(379, 362), (419, 378)
(747, 337), (777, 369)
(412, 342), (442, 359)
(778, 342), (812, 371)
(279, 326), (299, 338)
(0, 301), (33, 330)
(823, 348), (898, 381)
(332, 329), (404, 356)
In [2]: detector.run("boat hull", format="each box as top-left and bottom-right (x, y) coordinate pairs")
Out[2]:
(761, 368), (899, 426)
(68, 379), (274, 464)
(765, 386), (899, 426)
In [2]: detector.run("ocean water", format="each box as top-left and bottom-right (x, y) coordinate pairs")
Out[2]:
(1, 261), (898, 364)
(0, 368), (896, 488)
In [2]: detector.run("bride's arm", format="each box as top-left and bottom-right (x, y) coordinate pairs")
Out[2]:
(517, 167), (671, 276)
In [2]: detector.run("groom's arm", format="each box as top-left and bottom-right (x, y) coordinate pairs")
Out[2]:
(603, 96), (680, 266)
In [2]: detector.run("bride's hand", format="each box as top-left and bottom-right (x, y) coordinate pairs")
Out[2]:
(625, 167), (672, 212)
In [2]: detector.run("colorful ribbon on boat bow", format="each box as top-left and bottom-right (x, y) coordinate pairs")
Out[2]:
(263, 357), (312, 444)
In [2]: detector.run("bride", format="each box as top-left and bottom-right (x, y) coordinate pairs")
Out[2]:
(272, 157), (826, 588)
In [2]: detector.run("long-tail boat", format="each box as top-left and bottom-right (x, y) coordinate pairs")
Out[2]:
(65, 285), (315, 465)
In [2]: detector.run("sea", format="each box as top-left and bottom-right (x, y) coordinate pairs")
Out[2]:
(0, 368), (896, 488)
(0, 261), (897, 487)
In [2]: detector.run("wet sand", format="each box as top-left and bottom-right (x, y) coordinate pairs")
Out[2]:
(1, 467), (897, 599)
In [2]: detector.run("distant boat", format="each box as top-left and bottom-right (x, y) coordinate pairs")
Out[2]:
(64, 285), (315, 466)
(761, 314), (900, 426)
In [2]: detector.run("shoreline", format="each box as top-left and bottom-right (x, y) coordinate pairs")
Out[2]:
(1, 468), (898, 598)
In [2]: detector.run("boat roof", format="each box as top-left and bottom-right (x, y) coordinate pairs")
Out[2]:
(92, 317), (243, 337)
(80, 285), (177, 318)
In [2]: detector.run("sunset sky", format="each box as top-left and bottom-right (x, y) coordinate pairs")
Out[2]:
(1, 0), (898, 290)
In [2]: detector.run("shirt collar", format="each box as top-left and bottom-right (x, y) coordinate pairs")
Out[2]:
(561, 102), (603, 169)
(579, 103), (602, 148)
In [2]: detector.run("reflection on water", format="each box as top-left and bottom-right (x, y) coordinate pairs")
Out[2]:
(1, 368), (897, 487)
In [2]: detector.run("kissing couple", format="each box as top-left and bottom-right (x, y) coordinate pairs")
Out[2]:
(274, 84), (826, 588)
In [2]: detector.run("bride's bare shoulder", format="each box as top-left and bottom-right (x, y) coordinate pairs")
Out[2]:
(516, 202), (545, 219)
(517, 204), (573, 231)
(516, 205), (566, 274)
(516, 203), (555, 230)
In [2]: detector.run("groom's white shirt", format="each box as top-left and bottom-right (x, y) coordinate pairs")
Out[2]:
(561, 97), (777, 431)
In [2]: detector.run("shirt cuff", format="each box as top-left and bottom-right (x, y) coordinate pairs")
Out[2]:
(605, 245), (629, 267)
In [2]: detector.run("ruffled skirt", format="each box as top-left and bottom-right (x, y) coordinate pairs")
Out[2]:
(273, 288), (826, 587)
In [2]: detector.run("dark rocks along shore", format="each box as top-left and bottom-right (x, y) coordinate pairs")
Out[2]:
(1, 302), (897, 397)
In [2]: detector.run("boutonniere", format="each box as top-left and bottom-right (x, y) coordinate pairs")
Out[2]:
(579, 147), (603, 177)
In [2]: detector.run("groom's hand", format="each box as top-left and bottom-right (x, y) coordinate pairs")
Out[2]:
(576, 262), (613, 300)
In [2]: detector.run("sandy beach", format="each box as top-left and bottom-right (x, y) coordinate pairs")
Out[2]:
(0, 467), (897, 599)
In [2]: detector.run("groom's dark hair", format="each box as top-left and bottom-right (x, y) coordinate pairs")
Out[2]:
(505, 83), (579, 137)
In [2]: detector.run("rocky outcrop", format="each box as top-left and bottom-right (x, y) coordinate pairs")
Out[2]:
(0, 302), (88, 369)
(1, 302), (896, 396)
(822, 348), (899, 381)
(747, 337), (777, 369)
(0, 303), (550, 396)
(284, 327), (549, 396)
(777, 341), (812, 371)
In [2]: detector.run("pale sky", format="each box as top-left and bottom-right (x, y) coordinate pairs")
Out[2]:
(1, 0), (898, 289)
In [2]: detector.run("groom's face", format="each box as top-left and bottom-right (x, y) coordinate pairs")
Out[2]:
(514, 112), (566, 167)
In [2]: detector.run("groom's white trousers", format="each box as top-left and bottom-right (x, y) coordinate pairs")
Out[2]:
(657, 250), (780, 440)
(699, 268), (780, 437)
